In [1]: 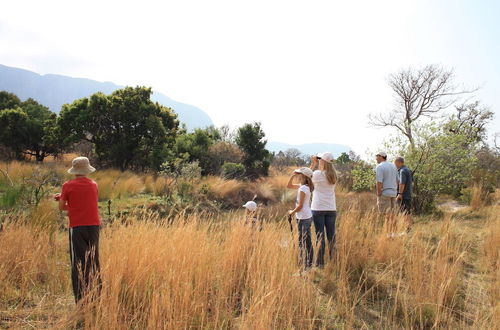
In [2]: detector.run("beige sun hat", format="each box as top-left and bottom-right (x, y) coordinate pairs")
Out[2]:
(294, 167), (313, 178)
(68, 157), (96, 175)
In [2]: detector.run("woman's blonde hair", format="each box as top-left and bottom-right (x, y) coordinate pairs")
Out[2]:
(322, 161), (338, 185)
(299, 174), (314, 192)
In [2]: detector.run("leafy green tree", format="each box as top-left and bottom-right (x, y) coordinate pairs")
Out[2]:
(173, 127), (221, 174)
(387, 120), (485, 213)
(472, 146), (500, 192)
(58, 87), (179, 170)
(235, 122), (271, 179)
(445, 101), (494, 142)
(336, 152), (352, 165)
(0, 109), (29, 157)
(0, 96), (60, 161)
(336, 151), (370, 190)
(0, 91), (21, 110)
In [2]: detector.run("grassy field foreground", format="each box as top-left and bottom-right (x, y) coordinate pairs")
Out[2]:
(0, 202), (498, 329)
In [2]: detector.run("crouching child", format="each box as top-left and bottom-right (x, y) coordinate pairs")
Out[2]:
(243, 200), (263, 231)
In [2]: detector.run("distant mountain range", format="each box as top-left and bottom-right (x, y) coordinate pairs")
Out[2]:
(0, 64), (213, 129)
(267, 141), (350, 157)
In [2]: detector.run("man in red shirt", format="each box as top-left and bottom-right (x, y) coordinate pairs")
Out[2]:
(54, 156), (101, 303)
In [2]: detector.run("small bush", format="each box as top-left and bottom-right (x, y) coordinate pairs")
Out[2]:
(161, 160), (202, 181)
(221, 162), (245, 179)
(0, 185), (24, 208)
(351, 164), (374, 192)
(177, 180), (195, 201)
(179, 161), (202, 181)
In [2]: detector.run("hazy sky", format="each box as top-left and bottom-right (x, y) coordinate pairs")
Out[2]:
(1, 0), (499, 155)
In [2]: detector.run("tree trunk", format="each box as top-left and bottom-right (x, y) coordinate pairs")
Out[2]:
(35, 151), (46, 162)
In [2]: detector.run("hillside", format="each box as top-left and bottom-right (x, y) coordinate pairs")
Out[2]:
(0, 64), (213, 129)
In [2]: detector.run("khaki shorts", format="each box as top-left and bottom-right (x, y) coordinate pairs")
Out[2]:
(377, 196), (395, 213)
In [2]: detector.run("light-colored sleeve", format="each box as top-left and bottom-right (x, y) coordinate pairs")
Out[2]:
(312, 170), (323, 183)
(299, 185), (310, 194)
(375, 165), (383, 183)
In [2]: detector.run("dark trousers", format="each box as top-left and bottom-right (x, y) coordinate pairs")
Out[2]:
(297, 218), (313, 269)
(312, 211), (337, 267)
(69, 225), (101, 303)
(398, 198), (411, 214)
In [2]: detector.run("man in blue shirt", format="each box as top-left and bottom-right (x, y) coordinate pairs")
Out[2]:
(394, 156), (413, 230)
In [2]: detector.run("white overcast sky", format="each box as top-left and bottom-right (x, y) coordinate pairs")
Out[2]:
(1, 0), (499, 156)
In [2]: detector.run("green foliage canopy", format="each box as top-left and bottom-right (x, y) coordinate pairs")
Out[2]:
(58, 87), (179, 170)
(0, 92), (60, 161)
(235, 122), (271, 179)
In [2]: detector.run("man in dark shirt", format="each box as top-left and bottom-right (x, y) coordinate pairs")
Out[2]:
(394, 157), (413, 231)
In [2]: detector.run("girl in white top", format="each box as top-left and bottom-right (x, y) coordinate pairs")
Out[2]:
(287, 167), (314, 269)
(310, 152), (338, 267)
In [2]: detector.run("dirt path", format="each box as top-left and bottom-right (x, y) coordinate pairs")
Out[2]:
(438, 199), (468, 213)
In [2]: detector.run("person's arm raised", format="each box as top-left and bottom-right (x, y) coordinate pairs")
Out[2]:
(310, 156), (318, 170)
(286, 173), (300, 189)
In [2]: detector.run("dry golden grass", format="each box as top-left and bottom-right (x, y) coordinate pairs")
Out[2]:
(144, 175), (174, 197)
(205, 176), (246, 198)
(482, 207), (500, 327)
(0, 205), (498, 329)
(1, 213), (326, 329)
(90, 170), (146, 201)
(470, 185), (491, 210)
(0, 224), (69, 309)
(0, 161), (33, 184)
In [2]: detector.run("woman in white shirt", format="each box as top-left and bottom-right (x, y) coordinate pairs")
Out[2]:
(287, 167), (314, 270)
(310, 152), (337, 268)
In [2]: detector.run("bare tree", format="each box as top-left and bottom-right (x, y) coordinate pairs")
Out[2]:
(218, 124), (235, 143)
(272, 148), (306, 171)
(370, 64), (476, 147)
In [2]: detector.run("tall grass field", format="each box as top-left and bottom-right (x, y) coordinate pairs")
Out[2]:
(0, 161), (498, 329)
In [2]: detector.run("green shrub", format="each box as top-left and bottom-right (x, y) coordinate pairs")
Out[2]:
(179, 161), (202, 181)
(177, 180), (195, 202)
(221, 162), (245, 179)
(0, 185), (24, 209)
(351, 164), (374, 192)
(160, 160), (202, 181)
